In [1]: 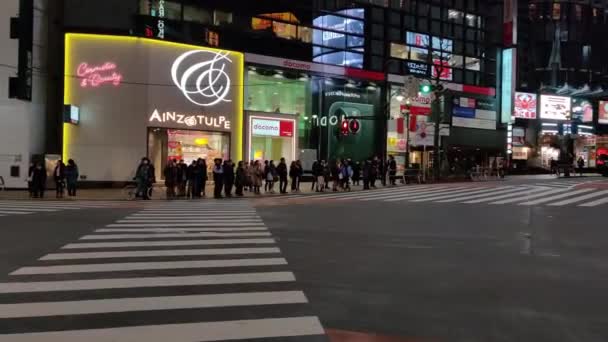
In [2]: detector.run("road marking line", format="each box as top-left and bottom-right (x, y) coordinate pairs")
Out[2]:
(410, 186), (503, 202)
(518, 188), (594, 205)
(0, 291), (308, 318)
(129, 213), (259, 217)
(383, 187), (472, 202)
(463, 186), (549, 203)
(0, 316), (325, 342)
(116, 219), (263, 224)
(62, 238), (276, 249)
(308, 185), (428, 200)
(490, 188), (569, 204)
(0, 207), (58, 212)
(107, 223), (266, 227)
(548, 190), (608, 206)
(79, 232), (272, 240)
(0, 211), (32, 215)
(578, 195), (608, 207)
(437, 186), (526, 203)
(40, 247), (282, 260)
(11, 258), (288, 275)
(95, 227), (268, 232)
(362, 186), (456, 202)
(0, 271), (295, 293)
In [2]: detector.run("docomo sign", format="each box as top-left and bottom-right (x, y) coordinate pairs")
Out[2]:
(252, 118), (294, 137)
(77, 62), (123, 87)
(149, 109), (231, 129)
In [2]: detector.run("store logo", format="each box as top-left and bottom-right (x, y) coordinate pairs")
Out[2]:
(252, 118), (294, 137)
(283, 60), (311, 70)
(171, 50), (232, 107)
(76, 62), (123, 88)
(149, 109), (231, 129)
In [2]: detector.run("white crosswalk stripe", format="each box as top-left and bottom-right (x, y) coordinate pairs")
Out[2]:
(292, 183), (608, 208)
(0, 201), (325, 341)
(0, 201), (125, 217)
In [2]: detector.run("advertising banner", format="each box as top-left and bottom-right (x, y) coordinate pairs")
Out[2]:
(452, 96), (497, 130)
(251, 118), (294, 137)
(599, 101), (608, 124)
(513, 92), (537, 119)
(572, 98), (593, 123)
(540, 95), (571, 120)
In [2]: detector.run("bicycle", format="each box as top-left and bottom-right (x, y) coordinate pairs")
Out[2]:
(123, 183), (153, 200)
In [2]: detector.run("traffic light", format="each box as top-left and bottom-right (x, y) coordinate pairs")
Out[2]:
(420, 84), (432, 94)
(349, 119), (361, 134)
(340, 119), (349, 136)
(419, 84), (444, 94)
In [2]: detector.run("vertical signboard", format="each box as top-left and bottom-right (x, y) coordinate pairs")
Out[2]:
(501, 48), (516, 124)
(513, 92), (537, 119)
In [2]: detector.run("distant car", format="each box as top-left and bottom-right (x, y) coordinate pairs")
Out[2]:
(598, 154), (608, 177)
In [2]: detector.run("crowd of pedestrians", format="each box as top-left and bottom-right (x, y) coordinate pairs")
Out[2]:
(27, 159), (80, 199)
(158, 158), (306, 200)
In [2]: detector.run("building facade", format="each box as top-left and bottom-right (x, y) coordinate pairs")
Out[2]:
(0, 0), (48, 188)
(26, 0), (507, 183)
(510, 0), (608, 171)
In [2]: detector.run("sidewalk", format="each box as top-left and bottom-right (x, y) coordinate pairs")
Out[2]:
(0, 182), (377, 201)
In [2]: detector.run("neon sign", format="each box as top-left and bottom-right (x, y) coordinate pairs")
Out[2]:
(76, 62), (122, 88)
(149, 109), (231, 129)
(171, 50), (233, 106)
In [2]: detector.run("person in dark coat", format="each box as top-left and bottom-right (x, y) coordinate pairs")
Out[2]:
(223, 159), (235, 197)
(310, 160), (319, 191)
(53, 160), (66, 198)
(213, 158), (224, 198)
(177, 160), (188, 197)
(277, 158), (288, 194)
(193, 158), (207, 198)
(370, 156), (379, 188)
(235, 161), (246, 196)
(31, 162), (47, 198)
(65, 159), (79, 197)
(186, 160), (196, 198)
(294, 160), (303, 192)
(163, 159), (178, 199)
(388, 155), (397, 186)
(135, 157), (155, 200)
(362, 160), (371, 190)
(322, 160), (331, 190)
(352, 161), (361, 186)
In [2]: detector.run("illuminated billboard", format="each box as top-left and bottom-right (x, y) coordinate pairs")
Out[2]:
(513, 92), (537, 119)
(599, 101), (608, 124)
(63, 33), (244, 168)
(540, 95), (571, 120)
(571, 98), (593, 123)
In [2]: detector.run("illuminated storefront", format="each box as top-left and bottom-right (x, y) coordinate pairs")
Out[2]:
(63, 33), (243, 182)
(244, 53), (384, 170)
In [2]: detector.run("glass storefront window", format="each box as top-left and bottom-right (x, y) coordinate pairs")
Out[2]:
(148, 128), (230, 180)
(245, 70), (311, 116)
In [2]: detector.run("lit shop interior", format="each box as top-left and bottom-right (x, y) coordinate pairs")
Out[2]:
(148, 128), (230, 180)
(244, 66), (382, 170)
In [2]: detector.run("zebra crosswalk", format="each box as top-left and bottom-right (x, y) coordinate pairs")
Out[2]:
(281, 183), (608, 208)
(0, 201), (124, 217)
(0, 201), (326, 341)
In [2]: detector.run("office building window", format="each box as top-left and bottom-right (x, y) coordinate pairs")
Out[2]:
(390, 43), (408, 59)
(183, 5), (211, 24)
(140, 0), (181, 20)
(214, 10), (233, 25)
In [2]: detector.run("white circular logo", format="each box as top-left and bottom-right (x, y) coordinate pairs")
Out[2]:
(184, 116), (197, 126)
(171, 50), (232, 107)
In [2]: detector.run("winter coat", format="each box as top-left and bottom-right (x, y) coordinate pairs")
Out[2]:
(32, 167), (47, 188)
(65, 165), (79, 185)
(277, 162), (288, 177)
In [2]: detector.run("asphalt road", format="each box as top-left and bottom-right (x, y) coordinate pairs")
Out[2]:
(0, 176), (607, 341)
